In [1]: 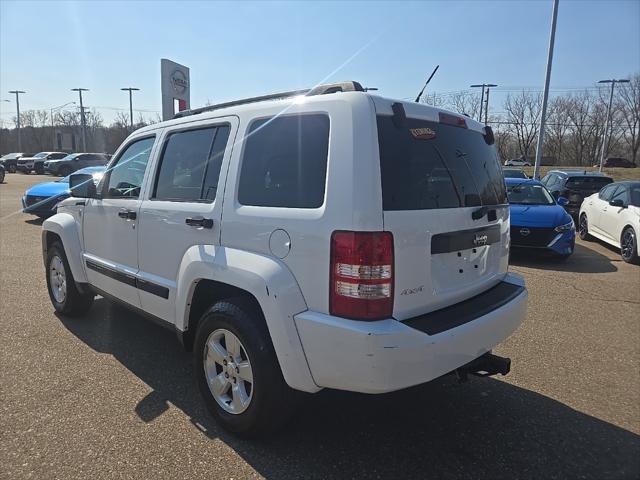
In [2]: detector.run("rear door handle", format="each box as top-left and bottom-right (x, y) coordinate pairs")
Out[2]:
(185, 216), (214, 229)
(118, 209), (137, 220)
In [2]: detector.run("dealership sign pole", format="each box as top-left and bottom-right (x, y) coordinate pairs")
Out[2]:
(533, 0), (559, 180)
(161, 59), (190, 121)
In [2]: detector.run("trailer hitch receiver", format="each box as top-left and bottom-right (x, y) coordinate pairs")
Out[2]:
(455, 352), (511, 382)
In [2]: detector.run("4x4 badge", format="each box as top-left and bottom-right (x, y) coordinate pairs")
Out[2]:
(410, 127), (436, 140)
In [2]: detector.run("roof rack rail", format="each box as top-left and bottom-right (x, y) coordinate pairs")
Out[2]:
(174, 81), (365, 119)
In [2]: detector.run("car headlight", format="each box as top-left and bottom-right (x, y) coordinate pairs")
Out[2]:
(555, 219), (575, 232)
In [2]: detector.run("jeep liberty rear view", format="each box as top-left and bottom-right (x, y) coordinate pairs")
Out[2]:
(41, 81), (527, 436)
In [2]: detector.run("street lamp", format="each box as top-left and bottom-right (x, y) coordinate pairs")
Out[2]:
(120, 87), (140, 130)
(8, 90), (26, 151)
(470, 84), (498, 123)
(597, 79), (630, 172)
(50, 101), (76, 150)
(71, 88), (89, 152)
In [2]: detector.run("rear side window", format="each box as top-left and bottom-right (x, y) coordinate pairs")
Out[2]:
(377, 116), (506, 211)
(154, 125), (230, 202)
(238, 114), (330, 208)
(566, 176), (613, 190)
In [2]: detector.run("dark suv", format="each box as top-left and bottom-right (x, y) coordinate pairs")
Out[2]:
(17, 152), (68, 174)
(597, 157), (636, 168)
(44, 153), (111, 176)
(541, 170), (613, 216)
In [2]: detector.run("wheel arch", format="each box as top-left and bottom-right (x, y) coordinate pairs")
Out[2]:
(175, 244), (319, 393)
(42, 213), (87, 283)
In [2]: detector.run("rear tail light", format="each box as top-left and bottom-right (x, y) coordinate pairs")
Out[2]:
(439, 112), (468, 128)
(330, 231), (394, 320)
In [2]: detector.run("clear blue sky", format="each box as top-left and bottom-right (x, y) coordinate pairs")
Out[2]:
(1, 0), (638, 124)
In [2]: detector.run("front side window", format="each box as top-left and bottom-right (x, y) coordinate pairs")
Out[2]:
(609, 186), (628, 206)
(102, 136), (155, 199)
(238, 114), (330, 208)
(154, 125), (230, 202)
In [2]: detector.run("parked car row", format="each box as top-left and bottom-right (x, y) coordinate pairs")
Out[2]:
(502, 167), (639, 263)
(0, 151), (111, 176)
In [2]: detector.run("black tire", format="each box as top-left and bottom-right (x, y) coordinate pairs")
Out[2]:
(620, 227), (639, 265)
(58, 166), (72, 177)
(578, 213), (591, 241)
(35, 166), (44, 175)
(0, 170), (4, 184)
(45, 241), (94, 316)
(8, 164), (16, 173)
(194, 297), (298, 437)
(554, 253), (572, 261)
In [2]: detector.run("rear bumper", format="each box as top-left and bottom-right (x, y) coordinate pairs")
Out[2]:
(295, 273), (527, 394)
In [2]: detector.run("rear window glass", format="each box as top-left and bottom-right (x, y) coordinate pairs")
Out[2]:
(238, 114), (329, 208)
(566, 177), (612, 189)
(377, 116), (506, 211)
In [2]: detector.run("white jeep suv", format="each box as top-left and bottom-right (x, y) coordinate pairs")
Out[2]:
(42, 81), (527, 436)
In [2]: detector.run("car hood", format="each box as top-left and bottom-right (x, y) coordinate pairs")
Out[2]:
(45, 159), (67, 164)
(25, 181), (69, 198)
(509, 204), (571, 227)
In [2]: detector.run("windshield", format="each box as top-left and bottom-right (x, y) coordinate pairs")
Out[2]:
(503, 169), (527, 179)
(378, 116), (506, 210)
(59, 154), (78, 161)
(507, 183), (555, 205)
(34, 152), (48, 158)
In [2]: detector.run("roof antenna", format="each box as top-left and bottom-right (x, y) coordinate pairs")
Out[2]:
(414, 65), (440, 103)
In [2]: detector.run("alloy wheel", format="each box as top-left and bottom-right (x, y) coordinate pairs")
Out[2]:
(203, 328), (254, 414)
(49, 255), (67, 303)
(621, 229), (636, 261)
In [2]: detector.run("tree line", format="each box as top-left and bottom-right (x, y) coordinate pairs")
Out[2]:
(423, 72), (639, 165)
(0, 109), (160, 155)
(2, 73), (638, 166)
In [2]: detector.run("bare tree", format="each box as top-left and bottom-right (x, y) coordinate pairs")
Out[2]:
(503, 91), (542, 160)
(421, 92), (446, 108)
(545, 97), (571, 164)
(448, 91), (481, 119)
(618, 73), (640, 164)
(13, 109), (50, 151)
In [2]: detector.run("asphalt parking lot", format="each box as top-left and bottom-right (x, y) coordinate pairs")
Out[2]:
(1, 174), (639, 480)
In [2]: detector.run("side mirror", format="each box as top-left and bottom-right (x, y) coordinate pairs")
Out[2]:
(69, 173), (97, 198)
(557, 196), (569, 206)
(609, 198), (624, 208)
(551, 190), (560, 198)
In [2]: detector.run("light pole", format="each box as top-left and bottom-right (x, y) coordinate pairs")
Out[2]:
(120, 87), (140, 130)
(597, 79), (629, 172)
(71, 88), (89, 152)
(50, 101), (76, 150)
(483, 84), (498, 124)
(470, 84), (486, 122)
(8, 90), (26, 151)
(533, 0), (559, 180)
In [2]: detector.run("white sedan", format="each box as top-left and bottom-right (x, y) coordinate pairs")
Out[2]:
(504, 158), (532, 167)
(579, 181), (640, 264)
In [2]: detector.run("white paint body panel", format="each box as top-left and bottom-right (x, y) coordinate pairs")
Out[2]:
(295, 273), (527, 393)
(580, 192), (640, 254)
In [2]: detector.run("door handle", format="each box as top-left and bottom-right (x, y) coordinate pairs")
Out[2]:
(185, 216), (214, 229)
(118, 209), (137, 220)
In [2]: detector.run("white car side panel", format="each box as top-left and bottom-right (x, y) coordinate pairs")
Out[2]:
(42, 212), (88, 283)
(175, 244), (320, 393)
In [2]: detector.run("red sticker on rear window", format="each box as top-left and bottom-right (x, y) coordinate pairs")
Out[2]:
(410, 127), (436, 140)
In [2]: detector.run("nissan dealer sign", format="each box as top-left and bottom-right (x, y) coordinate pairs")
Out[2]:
(161, 58), (190, 120)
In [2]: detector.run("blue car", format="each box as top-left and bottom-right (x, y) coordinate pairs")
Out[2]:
(22, 166), (106, 218)
(506, 178), (576, 259)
